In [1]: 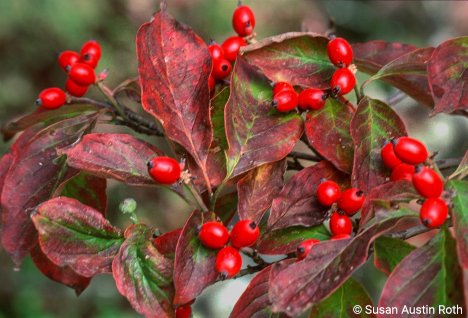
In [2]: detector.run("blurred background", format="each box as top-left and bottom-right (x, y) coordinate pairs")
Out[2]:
(0, 0), (467, 317)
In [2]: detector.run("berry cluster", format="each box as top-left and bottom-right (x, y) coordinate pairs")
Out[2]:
(36, 40), (101, 110)
(147, 156), (182, 185)
(381, 137), (448, 228)
(198, 219), (260, 278)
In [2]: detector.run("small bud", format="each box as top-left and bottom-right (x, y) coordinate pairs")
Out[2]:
(119, 198), (137, 215)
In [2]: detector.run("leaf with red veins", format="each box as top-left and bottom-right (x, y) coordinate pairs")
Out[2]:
(378, 227), (465, 317)
(350, 97), (407, 193)
(153, 228), (182, 259)
(305, 98), (354, 173)
(136, 8), (214, 192)
(1, 113), (98, 265)
(173, 210), (219, 305)
(32, 197), (124, 277)
(113, 224), (174, 318)
(237, 160), (286, 224)
(428, 36), (468, 115)
(269, 208), (418, 317)
(225, 56), (303, 179)
(242, 32), (334, 88)
(268, 161), (349, 231)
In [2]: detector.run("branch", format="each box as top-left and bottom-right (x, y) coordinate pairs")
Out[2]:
(388, 218), (453, 241)
(287, 151), (322, 162)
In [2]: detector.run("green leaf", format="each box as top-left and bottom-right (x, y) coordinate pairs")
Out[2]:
(447, 180), (468, 269)
(211, 87), (230, 151)
(449, 150), (468, 180)
(373, 236), (416, 275)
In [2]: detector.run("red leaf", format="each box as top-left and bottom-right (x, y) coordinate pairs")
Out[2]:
(32, 197), (124, 277)
(60, 133), (162, 186)
(113, 224), (174, 318)
(269, 208), (418, 316)
(428, 37), (468, 115)
(173, 210), (219, 305)
(136, 7), (214, 191)
(304, 98), (354, 173)
(225, 56), (303, 179)
(0, 153), (13, 225)
(350, 98), (407, 193)
(237, 160), (286, 224)
(268, 161), (349, 231)
(153, 228), (182, 258)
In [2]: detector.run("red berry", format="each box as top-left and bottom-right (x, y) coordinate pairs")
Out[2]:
(215, 246), (242, 278)
(65, 78), (88, 97)
(327, 37), (353, 67)
(298, 88), (327, 110)
(412, 166), (444, 198)
(272, 90), (298, 112)
(68, 63), (96, 86)
(175, 305), (192, 318)
(390, 163), (415, 182)
(419, 198), (448, 228)
(222, 36), (247, 62)
(36, 87), (67, 109)
(296, 238), (320, 261)
(232, 5), (255, 37)
(272, 82), (294, 95)
(208, 75), (216, 92)
(80, 40), (102, 60)
(80, 53), (99, 69)
(147, 156), (181, 185)
(331, 68), (356, 95)
(381, 142), (402, 169)
(329, 212), (353, 236)
(316, 180), (341, 207)
(211, 58), (232, 80)
(198, 221), (229, 249)
(58, 50), (80, 71)
(393, 137), (428, 165)
(208, 43), (224, 61)
(230, 220), (260, 248)
(337, 188), (365, 216)
(331, 234), (351, 240)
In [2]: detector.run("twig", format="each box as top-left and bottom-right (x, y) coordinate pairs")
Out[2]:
(287, 160), (303, 170)
(288, 151), (323, 162)
(387, 218), (453, 240)
(436, 158), (462, 170)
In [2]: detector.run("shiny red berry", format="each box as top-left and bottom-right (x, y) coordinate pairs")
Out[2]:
(175, 305), (192, 318)
(58, 50), (80, 71)
(65, 78), (88, 97)
(222, 36), (247, 62)
(272, 82), (294, 95)
(298, 88), (327, 110)
(215, 246), (242, 278)
(208, 75), (216, 93)
(232, 5), (255, 37)
(212, 58), (232, 80)
(80, 40), (102, 60)
(393, 137), (428, 165)
(272, 90), (298, 112)
(337, 188), (365, 216)
(329, 212), (353, 236)
(36, 87), (67, 109)
(330, 68), (356, 95)
(381, 142), (402, 169)
(198, 221), (229, 249)
(331, 234), (351, 240)
(419, 198), (448, 228)
(412, 166), (444, 198)
(327, 37), (353, 67)
(230, 220), (260, 248)
(80, 53), (99, 69)
(390, 163), (415, 182)
(147, 156), (181, 185)
(208, 43), (224, 61)
(297, 238), (320, 261)
(316, 180), (341, 207)
(68, 63), (96, 86)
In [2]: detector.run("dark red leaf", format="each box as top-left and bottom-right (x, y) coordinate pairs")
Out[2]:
(268, 161), (349, 231)
(113, 224), (174, 318)
(269, 208), (418, 316)
(373, 236), (416, 276)
(428, 37), (468, 115)
(0, 153), (13, 222)
(350, 97), (407, 193)
(237, 160), (286, 224)
(153, 228), (182, 259)
(447, 180), (468, 269)
(173, 210), (219, 305)
(225, 56), (303, 179)
(32, 197), (124, 277)
(304, 98), (354, 173)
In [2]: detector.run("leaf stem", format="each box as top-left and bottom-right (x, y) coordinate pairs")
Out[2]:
(287, 151), (322, 162)
(210, 182), (225, 211)
(96, 82), (128, 120)
(184, 182), (208, 212)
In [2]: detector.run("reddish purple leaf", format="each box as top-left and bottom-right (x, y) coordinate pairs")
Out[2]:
(447, 180), (468, 269)
(32, 197), (124, 277)
(237, 160), (286, 224)
(225, 56), (303, 179)
(350, 97), (407, 193)
(61, 133), (162, 186)
(428, 37), (468, 115)
(304, 98), (355, 173)
(136, 6), (215, 191)
(268, 161), (349, 231)
(113, 224), (174, 318)
(173, 210), (219, 305)
(378, 227), (465, 317)
(153, 228), (182, 259)
(269, 208), (418, 316)
(0, 153), (13, 222)
(373, 236), (416, 276)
